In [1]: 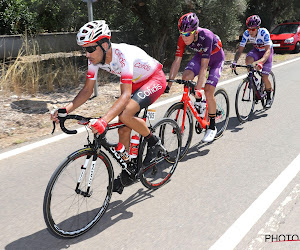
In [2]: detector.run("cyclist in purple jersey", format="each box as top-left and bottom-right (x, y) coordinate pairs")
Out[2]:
(167, 12), (225, 142)
(232, 15), (273, 108)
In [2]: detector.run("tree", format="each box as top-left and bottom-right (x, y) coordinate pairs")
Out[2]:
(245, 0), (300, 30)
(0, 0), (36, 35)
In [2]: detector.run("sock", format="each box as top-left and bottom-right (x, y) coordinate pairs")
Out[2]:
(145, 132), (158, 146)
(208, 113), (216, 130)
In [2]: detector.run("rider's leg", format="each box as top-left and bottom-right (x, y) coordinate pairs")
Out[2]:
(118, 126), (132, 151)
(182, 69), (195, 81)
(119, 100), (150, 138)
(204, 84), (216, 128)
(245, 56), (255, 66)
(262, 74), (272, 90)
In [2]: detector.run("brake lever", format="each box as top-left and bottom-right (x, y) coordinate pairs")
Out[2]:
(51, 121), (56, 135)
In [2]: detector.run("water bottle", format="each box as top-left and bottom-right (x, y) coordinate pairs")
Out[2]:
(115, 143), (130, 163)
(129, 134), (139, 159)
(194, 90), (203, 114)
(254, 76), (260, 90)
(199, 100), (206, 118)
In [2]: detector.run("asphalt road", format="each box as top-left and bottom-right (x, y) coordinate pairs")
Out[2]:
(0, 58), (300, 250)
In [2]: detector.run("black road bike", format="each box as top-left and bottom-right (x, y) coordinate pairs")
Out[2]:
(43, 108), (181, 238)
(234, 64), (276, 123)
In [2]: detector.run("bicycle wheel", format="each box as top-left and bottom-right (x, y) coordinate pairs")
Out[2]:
(138, 118), (181, 189)
(164, 102), (193, 160)
(261, 71), (276, 108)
(235, 78), (255, 123)
(214, 88), (230, 139)
(43, 148), (114, 238)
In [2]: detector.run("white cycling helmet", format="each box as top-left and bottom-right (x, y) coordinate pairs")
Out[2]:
(76, 20), (111, 46)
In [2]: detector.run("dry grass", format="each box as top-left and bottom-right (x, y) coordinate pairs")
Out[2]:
(0, 35), (84, 96)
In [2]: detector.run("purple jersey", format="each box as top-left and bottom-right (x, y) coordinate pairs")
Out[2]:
(176, 27), (222, 58)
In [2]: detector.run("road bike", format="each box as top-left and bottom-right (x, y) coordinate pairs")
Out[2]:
(234, 64), (276, 123)
(164, 79), (230, 160)
(43, 108), (181, 238)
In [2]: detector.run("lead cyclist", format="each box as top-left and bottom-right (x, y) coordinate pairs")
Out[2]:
(50, 20), (166, 194)
(231, 15), (273, 108)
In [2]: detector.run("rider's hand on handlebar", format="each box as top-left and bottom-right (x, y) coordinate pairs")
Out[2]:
(89, 118), (108, 135)
(255, 62), (263, 71)
(230, 61), (237, 70)
(50, 108), (68, 123)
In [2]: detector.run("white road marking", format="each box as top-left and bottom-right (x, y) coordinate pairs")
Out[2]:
(1, 56), (299, 161)
(209, 154), (300, 250)
(247, 183), (300, 249)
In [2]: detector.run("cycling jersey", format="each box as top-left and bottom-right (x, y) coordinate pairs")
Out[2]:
(175, 27), (222, 58)
(87, 43), (163, 86)
(240, 28), (273, 51)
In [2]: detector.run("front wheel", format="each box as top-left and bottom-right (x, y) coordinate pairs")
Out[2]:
(43, 148), (114, 238)
(214, 88), (230, 139)
(138, 118), (181, 190)
(164, 102), (193, 160)
(235, 78), (255, 123)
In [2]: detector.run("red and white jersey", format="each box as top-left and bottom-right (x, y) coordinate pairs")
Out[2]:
(86, 43), (162, 85)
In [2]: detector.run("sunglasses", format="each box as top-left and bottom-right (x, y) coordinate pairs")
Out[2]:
(247, 28), (257, 32)
(83, 45), (99, 53)
(180, 30), (196, 37)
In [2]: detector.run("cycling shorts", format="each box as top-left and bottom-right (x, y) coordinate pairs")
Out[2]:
(184, 48), (225, 87)
(247, 47), (273, 75)
(131, 69), (166, 110)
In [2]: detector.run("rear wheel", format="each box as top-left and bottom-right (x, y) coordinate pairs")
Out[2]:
(235, 78), (255, 123)
(214, 88), (230, 139)
(164, 102), (193, 160)
(139, 118), (181, 189)
(261, 71), (276, 109)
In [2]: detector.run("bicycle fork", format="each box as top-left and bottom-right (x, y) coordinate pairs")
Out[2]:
(75, 154), (97, 197)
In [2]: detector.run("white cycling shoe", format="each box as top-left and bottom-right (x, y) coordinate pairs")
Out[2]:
(202, 128), (217, 143)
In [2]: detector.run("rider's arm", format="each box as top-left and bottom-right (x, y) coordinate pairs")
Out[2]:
(101, 83), (132, 123)
(234, 46), (245, 63)
(196, 57), (209, 90)
(169, 56), (182, 80)
(65, 78), (95, 113)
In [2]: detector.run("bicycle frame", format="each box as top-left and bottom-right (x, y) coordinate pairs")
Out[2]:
(235, 65), (267, 100)
(54, 110), (150, 196)
(177, 84), (209, 134)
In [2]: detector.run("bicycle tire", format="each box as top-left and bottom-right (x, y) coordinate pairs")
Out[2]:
(235, 78), (255, 123)
(43, 148), (114, 238)
(214, 88), (230, 139)
(164, 102), (193, 160)
(261, 71), (276, 109)
(138, 118), (181, 190)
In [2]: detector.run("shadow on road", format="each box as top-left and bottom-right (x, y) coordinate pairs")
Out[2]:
(5, 188), (155, 250)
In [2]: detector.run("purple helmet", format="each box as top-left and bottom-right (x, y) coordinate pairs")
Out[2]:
(246, 15), (261, 28)
(178, 12), (199, 32)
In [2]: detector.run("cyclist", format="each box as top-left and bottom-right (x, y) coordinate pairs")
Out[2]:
(50, 20), (166, 194)
(166, 12), (225, 142)
(231, 15), (273, 108)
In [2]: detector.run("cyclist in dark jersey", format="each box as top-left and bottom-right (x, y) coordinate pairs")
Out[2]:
(50, 20), (166, 194)
(167, 13), (225, 142)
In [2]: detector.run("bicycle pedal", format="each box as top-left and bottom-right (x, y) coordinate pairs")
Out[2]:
(195, 121), (203, 134)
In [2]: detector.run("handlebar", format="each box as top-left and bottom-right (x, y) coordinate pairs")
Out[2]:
(52, 115), (93, 135)
(167, 79), (197, 94)
(232, 64), (260, 75)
